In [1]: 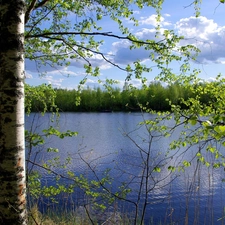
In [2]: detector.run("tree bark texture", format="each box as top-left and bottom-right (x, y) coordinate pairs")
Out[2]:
(0, 0), (27, 224)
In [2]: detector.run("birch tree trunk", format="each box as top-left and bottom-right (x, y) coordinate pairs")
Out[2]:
(0, 0), (27, 224)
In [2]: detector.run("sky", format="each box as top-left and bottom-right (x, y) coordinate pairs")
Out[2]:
(25, 0), (225, 90)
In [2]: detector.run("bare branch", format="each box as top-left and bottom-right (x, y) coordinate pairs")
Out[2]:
(34, 35), (130, 72)
(34, 0), (50, 9)
(183, 1), (195, 9)
(44, 36), (92, 66)
(25, 0), (38, 24)
(25, 31), (166, 47)
(78, 153), (136, 205)
(25, 31), (167, 73)
(27, 52), (73, 60)
(26, 159), (74, 181)
(70, 40), (128, 71)
(25, 4), (57, 35)
(25, 0), (51, 24)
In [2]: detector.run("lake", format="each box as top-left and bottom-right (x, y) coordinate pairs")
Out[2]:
(26, 112), (225, 224)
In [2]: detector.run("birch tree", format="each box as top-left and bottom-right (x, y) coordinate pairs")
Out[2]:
(0, 0), (27, 224)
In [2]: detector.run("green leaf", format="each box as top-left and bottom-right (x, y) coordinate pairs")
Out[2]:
(213, 163), (221, 168)
(153, 167), (161, 172)
(168, 166), (176, 172)
(189, 116), (198, 126)
(182, 142), (187, 147)
(47, 147), (59, 152)
(214, 125), (225, 135)
(183, 160), (191, 167)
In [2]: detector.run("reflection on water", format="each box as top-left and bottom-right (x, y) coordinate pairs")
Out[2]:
(26, 112), (225, 224)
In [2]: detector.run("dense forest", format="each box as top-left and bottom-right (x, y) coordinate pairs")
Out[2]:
(26, 81), (211, 112)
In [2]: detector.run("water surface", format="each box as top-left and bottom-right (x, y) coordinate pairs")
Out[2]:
(26, 112), (225, 224)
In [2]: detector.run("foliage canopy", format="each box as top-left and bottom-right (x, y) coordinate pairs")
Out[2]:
(24, 0), (200, 87)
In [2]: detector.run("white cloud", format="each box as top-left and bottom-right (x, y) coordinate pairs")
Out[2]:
(47, 67), (81, 77)
(135, 28), (158, 39)
(176, 16), (218, 40)
(128, 79), (143, 88)
(111, 40), (131, 49)
(68, 53), (113, 70)
(206, 77), (217, 82)
(25, 59), (63, 73)
(84, 78), (102, 89)
(25, 72), (33, 79)
(139, 14), (171, 27)
(42, 75), (64, 87)
(164, 13), (171, 17)
(133, 10), (140, 15)
(175, 16), (225, 63)
(25, 14), (225, 90)
(112, 16), (225, 66)
(110, 28), (166, 65)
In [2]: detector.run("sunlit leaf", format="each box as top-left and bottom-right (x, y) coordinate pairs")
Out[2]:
(154, 167), (161, 172)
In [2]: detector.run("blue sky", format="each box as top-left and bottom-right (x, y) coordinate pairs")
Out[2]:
(25, 1), (225, 89)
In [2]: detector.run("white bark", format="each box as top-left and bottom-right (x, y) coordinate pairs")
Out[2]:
(0, 0), (27, 224)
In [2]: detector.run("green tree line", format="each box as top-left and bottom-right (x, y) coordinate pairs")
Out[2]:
(27, 81), (211, 112)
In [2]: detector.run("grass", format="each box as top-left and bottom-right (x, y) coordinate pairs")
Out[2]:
(28, 204), (132, 225)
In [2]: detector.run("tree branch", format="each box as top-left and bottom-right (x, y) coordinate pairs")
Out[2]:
(34, 0), (50, 9)
(183, 1), (195, 9)
(67, 39), (128, 71)
(26, 159), (73, 180)
(34, 35), (130, 72)
(25, 0), (51, 24)
(25, 31), (168, 72)
(45, 36), (92, 66)
(25, 4), (57, 35)
(25, 31), (165, 47)
(25, 0), (38, 24)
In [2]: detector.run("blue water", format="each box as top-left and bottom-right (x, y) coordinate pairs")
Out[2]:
(26, 112), (225, 224)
